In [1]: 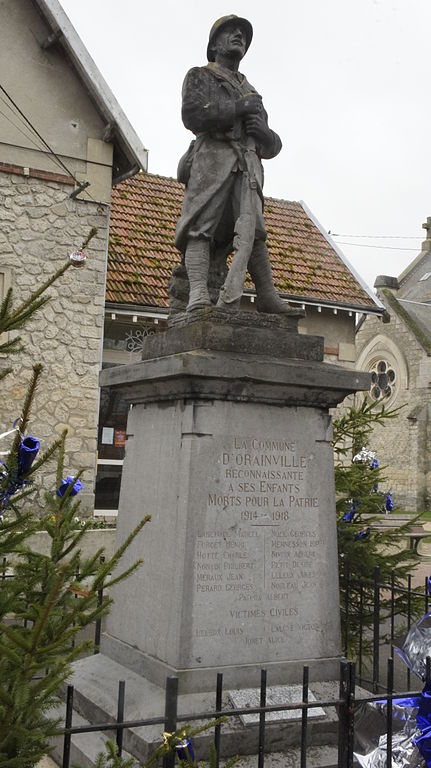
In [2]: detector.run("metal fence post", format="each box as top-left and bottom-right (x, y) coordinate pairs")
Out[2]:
(116, 680), (126, 756)
(214, 672), (223, 768)
(258, 669), (267, 768)
(94, 555), (105, 653)
(338, 660), (355, 768)
(386, 658), (393, 768)
(344, 563), (350, 657)
(406, 574), (412, 690)
(358, 581), (363, 686)
(373, 566), (380, 693)
(163, 676), (178, 768)
(301, 665), (309, 768)
(62, 685), (74, 768)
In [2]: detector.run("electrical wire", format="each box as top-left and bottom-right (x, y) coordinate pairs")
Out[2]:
(0, 83), (97, 201)
(0, 100), (49, 155)
(336, 241), (420, 251)
(0, 139), (113, 169)
(331, 233), (421, 239)
(0, 84), (75, 179)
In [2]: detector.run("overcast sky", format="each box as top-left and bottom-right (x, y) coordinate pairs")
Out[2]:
(60, 0), (431, 292)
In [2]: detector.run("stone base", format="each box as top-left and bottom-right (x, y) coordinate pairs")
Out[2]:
(61, 653), (341, 763)
(99, 315), (370, 698)
(142, 306), (319, 362)
(101, 633), (343, 693)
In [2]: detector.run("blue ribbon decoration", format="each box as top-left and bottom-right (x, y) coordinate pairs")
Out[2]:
(384, 492), (393, 512)
(18, 436), (40, 474)
(174, 738), (195, 765)
(56, 476), (83, 498)
(414, 682), (431, 765)
(354, 526), (371, 542)
(344, 499), (359, 523)
(0, 434), (40, 509)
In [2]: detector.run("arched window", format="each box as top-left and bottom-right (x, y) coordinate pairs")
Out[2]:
(369, 359), (396, 402)
(356, 334), (408, 408)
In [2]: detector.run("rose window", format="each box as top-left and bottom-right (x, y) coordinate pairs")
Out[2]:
(369, 360), (396, 401)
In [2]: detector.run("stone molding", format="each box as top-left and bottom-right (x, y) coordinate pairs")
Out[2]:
(101, 349), (370, 410)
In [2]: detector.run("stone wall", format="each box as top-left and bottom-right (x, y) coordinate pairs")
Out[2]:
(356, 308), (430, 511)
(0, 170), (109, 513)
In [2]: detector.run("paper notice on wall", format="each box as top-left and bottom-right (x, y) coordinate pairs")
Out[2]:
(101, 427), (114, 445)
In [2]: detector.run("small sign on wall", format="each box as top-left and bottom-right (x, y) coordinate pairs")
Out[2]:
(101, 426), (114, 445)
(114, 429), (127, 448)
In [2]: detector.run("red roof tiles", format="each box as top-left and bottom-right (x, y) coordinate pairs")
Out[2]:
(107, 172), (378, 311)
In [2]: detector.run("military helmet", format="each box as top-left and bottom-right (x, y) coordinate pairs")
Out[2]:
(207, 15), (253, 62)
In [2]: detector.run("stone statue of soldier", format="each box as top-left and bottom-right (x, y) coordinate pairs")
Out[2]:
(174, 15), (290, 314)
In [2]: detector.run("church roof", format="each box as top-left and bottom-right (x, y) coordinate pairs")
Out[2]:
(397, 217), (431, 301)
(382, 292), (431, 354)
(106, 172), (382, 312)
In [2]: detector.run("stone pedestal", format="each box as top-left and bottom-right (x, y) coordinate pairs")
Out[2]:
(99, 310), (370, 693)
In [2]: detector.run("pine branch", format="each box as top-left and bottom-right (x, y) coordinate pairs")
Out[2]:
(8, 364), (43, 461)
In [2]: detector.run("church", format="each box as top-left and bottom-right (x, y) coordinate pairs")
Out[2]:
(356, 219), (431, 511)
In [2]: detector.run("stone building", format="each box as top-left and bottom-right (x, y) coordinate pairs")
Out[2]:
(0, 0), (147, 511)
(96, 171), (383, 513)
(356, 219), (431, 511)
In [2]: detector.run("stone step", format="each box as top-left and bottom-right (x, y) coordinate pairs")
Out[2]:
(59, 654), (340, 764)
(49, 700), (134, 768)
(232, 746), (338, 768)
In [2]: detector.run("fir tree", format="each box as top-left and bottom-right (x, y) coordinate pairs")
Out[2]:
(333, 399), (421, 660)
(0, 232), (149, 768)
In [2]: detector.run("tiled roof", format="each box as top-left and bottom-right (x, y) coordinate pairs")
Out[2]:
(107, 172), (379, 311)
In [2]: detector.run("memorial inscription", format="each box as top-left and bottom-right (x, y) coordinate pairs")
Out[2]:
(191, 435), (332, 663)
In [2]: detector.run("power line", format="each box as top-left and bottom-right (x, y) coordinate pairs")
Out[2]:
(0, 97), (51, 156)
(336, 241), (420, 251)
(0, 139), (113, 169)
(0, 83), (76, 179)
(330, 232), (421, 240)
(0, 83), (97, 201)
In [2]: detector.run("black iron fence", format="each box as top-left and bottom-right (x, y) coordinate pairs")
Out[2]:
(3, 556), (431, 765)
(59, 657), (427, 768)
(342, 565), (430, 692)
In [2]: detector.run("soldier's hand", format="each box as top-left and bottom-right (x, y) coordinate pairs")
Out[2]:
(244, 113), (271, 143)
(235, 94), (262, 117)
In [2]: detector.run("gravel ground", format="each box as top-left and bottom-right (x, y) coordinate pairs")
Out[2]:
(36, 758), (59, 768)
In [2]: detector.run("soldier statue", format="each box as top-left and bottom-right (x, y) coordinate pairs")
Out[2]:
(175, 15), (290, 314)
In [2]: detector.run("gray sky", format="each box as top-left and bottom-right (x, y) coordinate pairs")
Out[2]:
(60, 0), (431, 292)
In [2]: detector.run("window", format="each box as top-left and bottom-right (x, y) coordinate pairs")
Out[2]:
(369, 359), (396, 402)
(94, 461), (123, 514)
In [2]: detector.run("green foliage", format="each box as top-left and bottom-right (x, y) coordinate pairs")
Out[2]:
(92, 740), (138, 768)
(334, 400), (421, 659)
(0, 230), (150, 767)
(91, 720), (239, 768)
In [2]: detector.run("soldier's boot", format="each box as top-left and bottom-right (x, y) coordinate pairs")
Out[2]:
(216, 290), (242, 311)
(185, 238), (212, 311)
(248, 241), (292, 314)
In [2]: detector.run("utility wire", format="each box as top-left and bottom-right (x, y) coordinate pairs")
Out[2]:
(331, 233), (421, 240)
(336, 241), (420, 251)
(0, 84), (76, 179)
(0, 83), (97, 202)
(0, 99), (49, 155)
